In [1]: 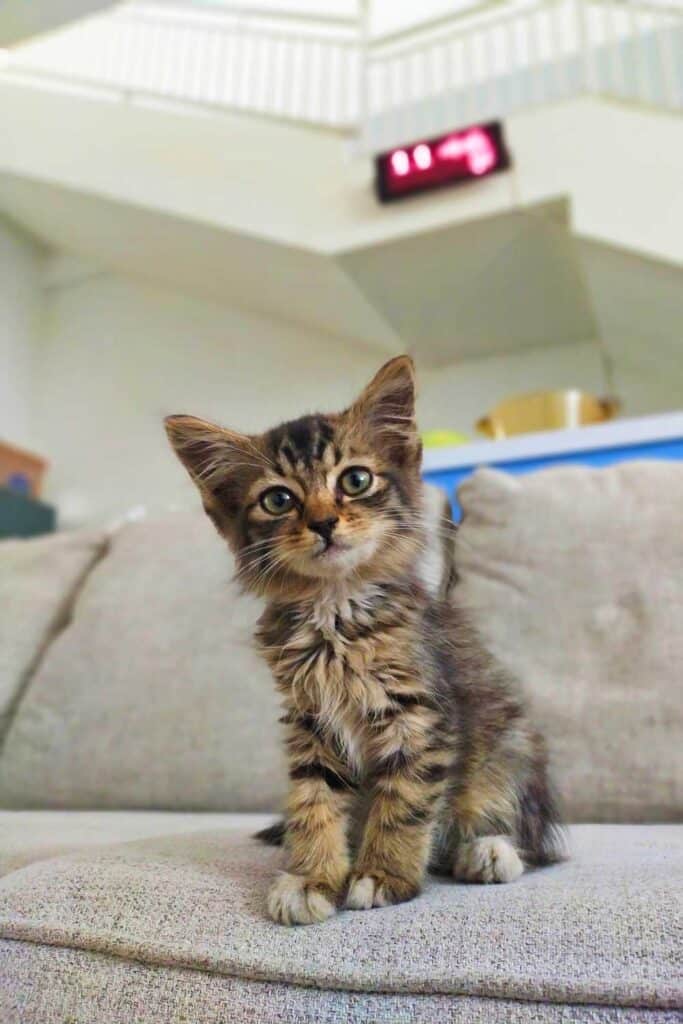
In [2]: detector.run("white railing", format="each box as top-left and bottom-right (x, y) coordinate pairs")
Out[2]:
(361, 0), (683, 151)
(0, 0), (361, 129)
(0, 0), (680, 145)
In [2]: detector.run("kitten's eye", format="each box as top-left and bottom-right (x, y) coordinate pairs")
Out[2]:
(260, 488), (295, 516)
(339, 467), (373, 497)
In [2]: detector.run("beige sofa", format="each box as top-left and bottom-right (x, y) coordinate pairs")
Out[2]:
(1, 462), (681, 1023)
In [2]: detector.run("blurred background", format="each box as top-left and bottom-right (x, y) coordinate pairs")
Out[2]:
(0, 0), (681, 531)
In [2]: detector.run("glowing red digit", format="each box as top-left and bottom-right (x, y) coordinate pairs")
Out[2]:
(413, 143), (433, 170)
(390, 149), (410, 176)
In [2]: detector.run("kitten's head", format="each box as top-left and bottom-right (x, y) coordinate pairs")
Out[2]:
(165, 356), (423, 598)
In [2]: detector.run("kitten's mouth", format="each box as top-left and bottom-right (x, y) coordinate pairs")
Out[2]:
(314, 539), (350, 560)
(294, 534), (379, 578)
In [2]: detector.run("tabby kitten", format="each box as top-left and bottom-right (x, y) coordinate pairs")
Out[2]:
(165, 356), (563, 926)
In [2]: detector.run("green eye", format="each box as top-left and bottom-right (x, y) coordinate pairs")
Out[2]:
(339, 467), (373, 497)
(260, 488), (295, 516)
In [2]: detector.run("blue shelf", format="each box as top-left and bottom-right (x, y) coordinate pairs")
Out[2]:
(422, 416), (683, 520)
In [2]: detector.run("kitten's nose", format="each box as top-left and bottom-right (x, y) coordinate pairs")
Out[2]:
(308, 516), (339, 544)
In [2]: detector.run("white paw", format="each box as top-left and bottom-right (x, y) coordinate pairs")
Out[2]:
(453, 836), (524, 884)
(345, 873), (418, 909)
(267, 873), (337, 926)
(346, 875), (386, 910)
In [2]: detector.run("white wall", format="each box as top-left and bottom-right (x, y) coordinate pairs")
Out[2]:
(23, 253), (682, 529)
(420, 337), (683, 435)
(418, 342), (605, 435)
(0, 215), (42, 450)
(34, 266), (612, 527)
(36, 271), (381, 526)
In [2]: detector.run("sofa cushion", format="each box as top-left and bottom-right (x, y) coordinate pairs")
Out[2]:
(0, 513), (286, 810)
(0, 810), (275, 877)
(0, 529), (106, 740)
(0, 489), (452, 812)
(0, 823), (680, 1018)
(454, 461), (683, 822)
(3, 941), (678, 1024)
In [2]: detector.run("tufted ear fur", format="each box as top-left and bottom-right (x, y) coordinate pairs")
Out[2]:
(164, 414), (264, 522)
(348, 355), (421, 466)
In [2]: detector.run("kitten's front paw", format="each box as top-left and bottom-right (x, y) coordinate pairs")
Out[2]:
(453, 836), (524, 884)
(346, 872), (420, 910)
(267, 872), (337, 926)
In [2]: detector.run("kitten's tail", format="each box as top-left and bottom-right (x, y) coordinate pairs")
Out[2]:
(253, 819), (286, 846)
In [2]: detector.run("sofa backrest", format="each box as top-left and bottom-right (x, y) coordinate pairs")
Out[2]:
(0, 460), (681, 820)
(0, 530), (107, 742)
(0, 512), (285, 811)
(453, 461), (683, 823)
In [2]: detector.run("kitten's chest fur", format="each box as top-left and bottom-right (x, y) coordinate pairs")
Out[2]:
(257, 580), (424, 772)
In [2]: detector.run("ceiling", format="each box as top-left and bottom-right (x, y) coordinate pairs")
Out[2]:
(0, 172), (401, 354)
(0, 1), (117, 47)
(1, 65), (680, 368)
(0, 169), (605, 365)
(340, 199), (599, 362)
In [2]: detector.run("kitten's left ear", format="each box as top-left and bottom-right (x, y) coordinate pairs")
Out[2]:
(350, 355), (421, 465)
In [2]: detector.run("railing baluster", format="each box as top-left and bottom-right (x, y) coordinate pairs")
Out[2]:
(150, 23), (166, 96)
(486, 24), (497, 119)
(315, 39), (325, 123)
(529, 5), (543, 105)
(5, 0), (682, 138)
(548, 0), (565, 99)
(254, 31), (264, 111)
(613, 0), (629, 100)
(301, 36), (313, 121)
(302, 38), (313, 121)
(327, 43), (339, 123)
(348, 45), (361, 132)
(607, 0), (622, 96)
(506, 12), (520, 110)
(628, 1), (644, 104)
(596, 0), (607, 94)
(289, 34), (299, 121)
(580, 0), (597, 94)
(655, 11), (680, 108)
(266, 32), (279, 113)
(193, 27), (206, 101)
(232, 23), (244, 108)
(281, 34), (294, 118)
(462, 32), (474, 122)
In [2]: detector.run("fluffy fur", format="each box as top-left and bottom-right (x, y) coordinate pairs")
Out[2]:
(165, 356), (564, 926)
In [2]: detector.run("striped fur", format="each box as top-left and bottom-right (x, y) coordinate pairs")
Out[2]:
(166, 356), (565, 925)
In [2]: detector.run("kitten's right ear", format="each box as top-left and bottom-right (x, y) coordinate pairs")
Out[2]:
(164, 414), (257, 517)
(349, 355), (420, 466)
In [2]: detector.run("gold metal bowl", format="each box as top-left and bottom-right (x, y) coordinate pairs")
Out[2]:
(476, 390), (620, 439)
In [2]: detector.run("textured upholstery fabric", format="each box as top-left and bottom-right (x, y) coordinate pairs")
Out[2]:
(2, 941), (679, 1024)
(0, 513), (287, 810)
(1, 463), (681, 821)
(455, 462), (683, 823)
(0, 529), (106, 740)
(0, 810), (275, 876)
(0, 491), (453, 811)
(0, 824), (681, 1015)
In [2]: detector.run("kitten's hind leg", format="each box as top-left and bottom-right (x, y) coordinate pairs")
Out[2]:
(446, 751), (526, 884)
(453, 834), (524, 884)
(448, 731), (565, 884)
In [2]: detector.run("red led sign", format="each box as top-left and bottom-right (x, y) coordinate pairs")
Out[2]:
(375, 122), (510, 202)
